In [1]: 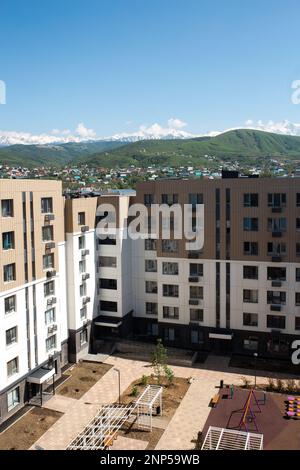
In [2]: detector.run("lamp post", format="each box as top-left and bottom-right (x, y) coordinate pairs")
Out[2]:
(114, 368), (121, 404)
(253, 353), (258, 389)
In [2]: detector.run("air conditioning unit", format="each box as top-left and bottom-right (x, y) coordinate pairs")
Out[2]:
(271, 280), (282, 287)
(45, 242), (56, 250)
(46, 270), (56, 278)
(189, 299), (200, 306)
(81, 226), (89, 233)
(45, 214), (55, 222)
(47, 297), (57, 306)
(83, 296), (91, 305)
(47, 324), (58, 335)
(82, 273), (90, 281)
(82, 249), (90, 257)
(271, 256), (282, 262)
(271, 304), (281, 312)
(272, 231), (282, 238)
(189, 276), (199, 283)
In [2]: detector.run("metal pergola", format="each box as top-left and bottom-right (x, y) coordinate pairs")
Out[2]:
(67, 385), (163, 450)
(201, 426), (264, 450)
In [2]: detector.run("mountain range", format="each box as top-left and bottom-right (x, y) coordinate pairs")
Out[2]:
(1, 129), (300, 168)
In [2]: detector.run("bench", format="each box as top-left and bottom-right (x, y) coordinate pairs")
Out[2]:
(211, 394), (220, 407)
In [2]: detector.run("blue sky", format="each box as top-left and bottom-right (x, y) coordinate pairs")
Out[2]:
(1, 0), (300, 142)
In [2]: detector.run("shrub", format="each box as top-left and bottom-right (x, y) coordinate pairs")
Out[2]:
(275, 378), (284, 393)
(164, 366), (175, 386)
(267, 378), (275, 391)
(241, 376), (251, 389)
(141, 375), (148, 386)
(130, 385), (139, 397)
(285, 379), (296, 393)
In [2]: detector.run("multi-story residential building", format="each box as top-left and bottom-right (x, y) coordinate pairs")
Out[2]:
(1, 175), (300, 423)
(0, 180), (68, 424)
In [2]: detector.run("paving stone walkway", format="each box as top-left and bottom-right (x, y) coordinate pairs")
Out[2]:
(31, 355), (298, 450)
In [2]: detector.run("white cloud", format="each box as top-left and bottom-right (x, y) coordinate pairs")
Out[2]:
(167, 118), (187, 129)
(243, 119), (300, 136)
(75, 122), (96, 138)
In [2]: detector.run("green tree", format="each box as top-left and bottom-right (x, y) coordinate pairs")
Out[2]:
(151, 339), (168, 384)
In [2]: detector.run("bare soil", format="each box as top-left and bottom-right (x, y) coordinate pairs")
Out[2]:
(56, 361), (112, 399)
(0, 407), (62, 450)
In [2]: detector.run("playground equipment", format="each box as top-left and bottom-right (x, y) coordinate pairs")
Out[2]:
(237, 389), (263, 432)
(285, 396), (300, 419)
(67, 385), (163, 450)
(202, 426), (263, 450)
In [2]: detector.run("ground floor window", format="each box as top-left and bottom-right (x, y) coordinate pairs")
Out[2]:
(243, 337), (258, 351)
(147, 322), (158, 337)
(80, 329), (88, 346)
(7, 387), (20, 412)
(191, 329), (204, 344)
(267, 337), (289, 355)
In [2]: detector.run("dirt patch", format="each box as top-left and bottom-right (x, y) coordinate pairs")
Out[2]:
(118, 426), (164, 450)
(120, 376), (190, 420)
(0, 407), (62, 450)
(56, 361), (112, 399)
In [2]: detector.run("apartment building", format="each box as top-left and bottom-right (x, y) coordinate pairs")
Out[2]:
(0, 180), (68, 424)
(1, 176), (300, 423)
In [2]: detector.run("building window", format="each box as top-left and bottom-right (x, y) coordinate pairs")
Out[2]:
(2, 231), (15, 250)
(243, 242), (258, 256)
(78, 236), (85, 250)
(145, 238), (157, 251)
(80, 329), (88, 346)
(80, 283), (87, 297)
(297, 193), (300, 207)
(296, 219), (300, 232)
(6, 326), (17, 346)
(267, 315), (286, 329)
(243, 289), (258, 303)
(244, 193), (258, 207)
(45, 308), (56, 325)
(80, 307), (87, 320)
(188, 193), (203, 207)
(268, 193), (286, 208)
(296, 268), (300, 282)
(99, 278), (117, 290)
(7, 357), (18, 377)
(145, 281), (158, 294)
(79, 260), (86, 273)
(162, 262), (179, 275)
(296, 293), (300, 306)
(161, 239), (179, 253)
(4, 263), (16, 283)
(163, 284), (179, 297)
(43, 254), (54, 270)
(243, 337), (258, 351)
(297, 243), (300, 257)
(147, 322), (158, 337)
(191, 330), (204, 344)
(243, 266), (258, 280)
(267, 291), (286, 305)
(268, 242), (286, 256)
(98, 236), (116, 246)
(243, 218), (258, 231)
(145, 302), (158, 315)
(161, 194), (178, 205)
(267, 218), (287, 233)
(189, 263), (203, 277)
(98, 256), (117, 268)
(144, 194), (155, 207)
(5, 295), (16, 314)
(78, 212), (85, 225)
(7, 387), (20, 411)
(267, 267), (286, 281)
(46, 335), (57, 352)
(145, 259), (157, 273)
(100, 300), (118, 312)
(163, 327), (175, 342)
(190, 285), (203, 299)
(42, 226), (54, 242)
(163, 306), (179, 319)
(190, 308), (203, 322)
(243, 313), (258, 327)
(41, 197), (53, 214)
(296, 317), (300, 330)
(44, 280), (55, 297)
(1, 199), (14, 217)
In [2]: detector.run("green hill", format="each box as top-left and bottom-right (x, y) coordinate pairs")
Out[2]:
(1, 129), (300, 168)
(75, 129), (300, 168)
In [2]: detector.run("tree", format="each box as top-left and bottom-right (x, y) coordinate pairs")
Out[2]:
(151, 339), (168, 384)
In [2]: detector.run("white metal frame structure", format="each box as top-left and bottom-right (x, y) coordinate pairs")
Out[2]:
(201, 426), (263, 450)
(67, 385), (163, 450)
